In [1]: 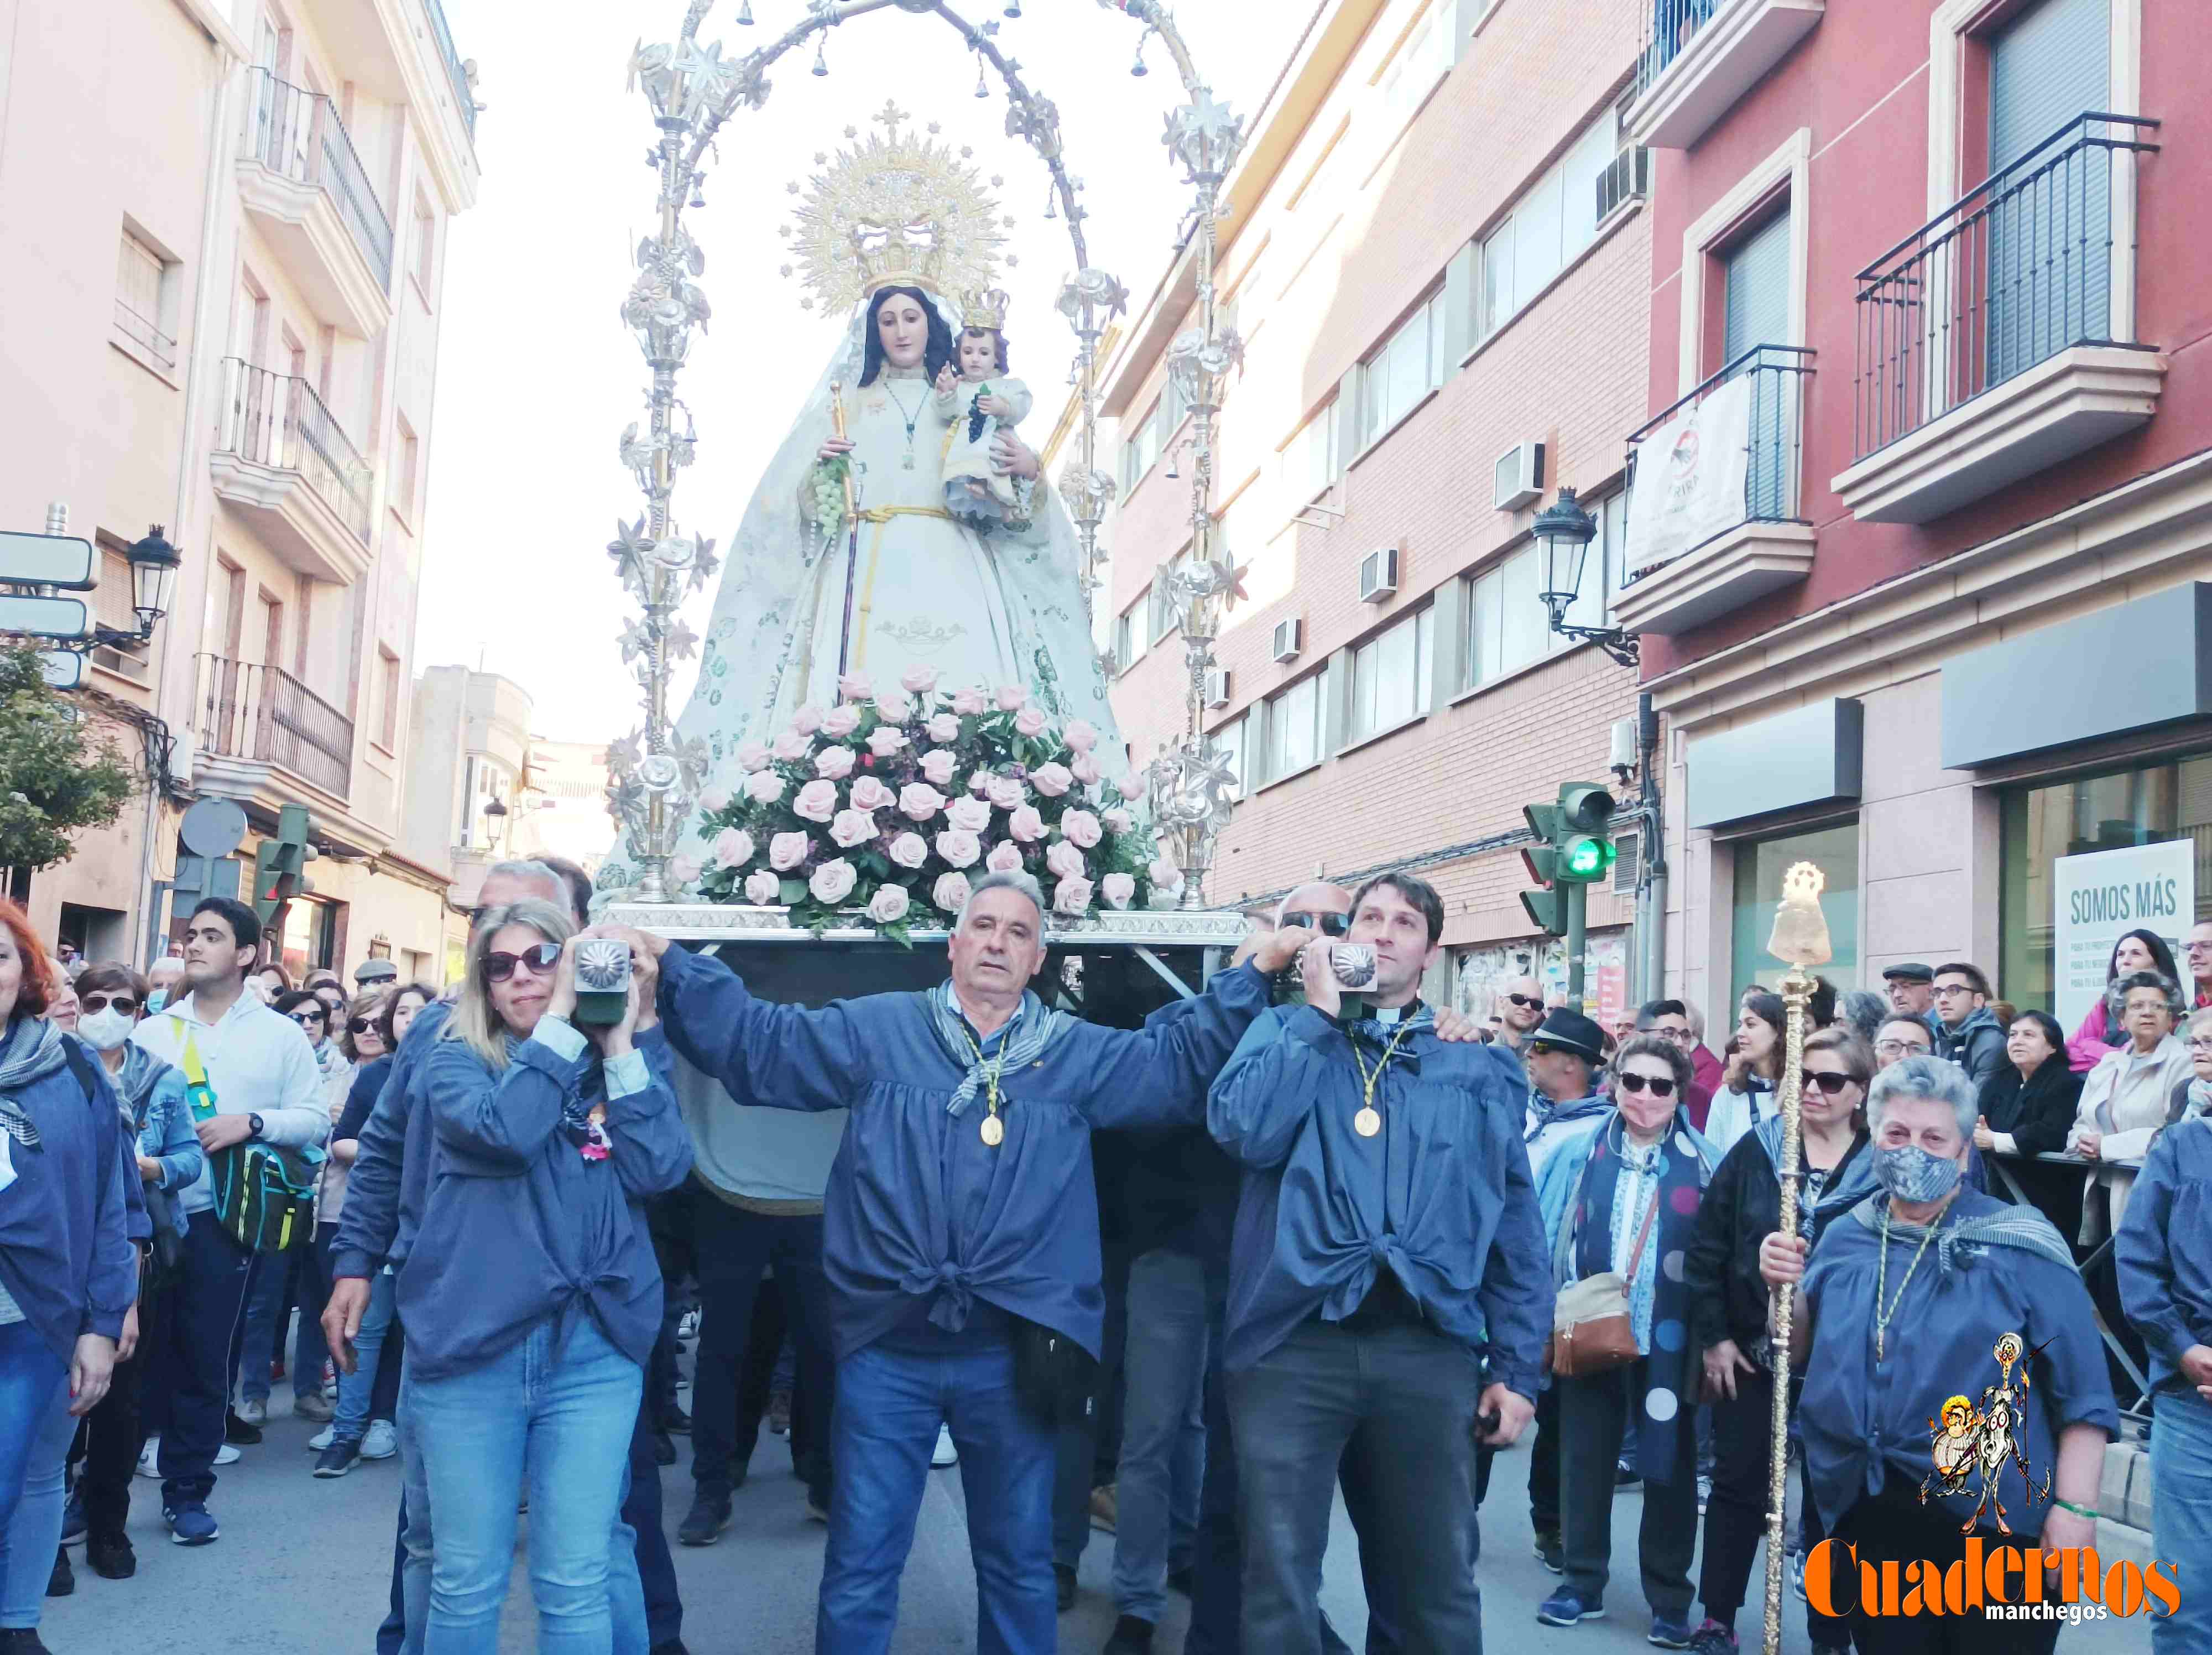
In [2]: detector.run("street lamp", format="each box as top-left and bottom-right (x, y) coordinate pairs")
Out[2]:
(1534, 488), (1639, 668)
(126, 525), (181, 638)
(483, 794), (510, 852)
(86, 524), (182, 650)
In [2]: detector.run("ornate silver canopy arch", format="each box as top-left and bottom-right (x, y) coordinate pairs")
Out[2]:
(607, 0), (1243, 909)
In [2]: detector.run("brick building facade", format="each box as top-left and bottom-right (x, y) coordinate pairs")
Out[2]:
(1085, 0), (1660, 1019)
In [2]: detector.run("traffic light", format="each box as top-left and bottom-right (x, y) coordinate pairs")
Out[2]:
(1519, 782), (1620, 1007)
(1554, 782), (1618, 884)
(1520, 800), (1567, 936)
(251, 803), (314, 926)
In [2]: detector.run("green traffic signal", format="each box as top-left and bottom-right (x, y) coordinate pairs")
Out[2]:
(1559, 833), (1616, 883)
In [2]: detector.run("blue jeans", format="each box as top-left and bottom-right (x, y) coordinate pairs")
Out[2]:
(392, 1357), (656, 1655)
(1112, 1248), (1208, 1623)
(336, 1267), (398, 1439)
(823, 1328), (1057, 1655)
(409, 1317), (644, 1654)
(0, 1328), (76, 1631)
(148, 1208), (253, 1506)
(2152, 1386), (2212, 1654)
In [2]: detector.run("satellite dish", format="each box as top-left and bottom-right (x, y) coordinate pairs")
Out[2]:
(179, 798), (248, 860)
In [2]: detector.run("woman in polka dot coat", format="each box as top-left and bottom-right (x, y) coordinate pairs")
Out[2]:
(1532, 1033), (1719, 1646)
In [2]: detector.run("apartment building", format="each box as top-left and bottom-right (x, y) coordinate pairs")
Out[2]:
(0, 0), (482, 975)
(401, 665), (531, 980)
(1616, 0), (2212, 1029)
(1091, 0), (1656, 1020)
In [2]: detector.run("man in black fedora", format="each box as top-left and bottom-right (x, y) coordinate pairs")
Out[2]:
(1518, 1003), (1614, 1572)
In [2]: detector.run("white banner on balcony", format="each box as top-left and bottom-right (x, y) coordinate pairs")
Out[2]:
(1626, 373), (1751, 570)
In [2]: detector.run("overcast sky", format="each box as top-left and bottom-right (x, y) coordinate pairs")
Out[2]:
(422, 0), (1308, 742)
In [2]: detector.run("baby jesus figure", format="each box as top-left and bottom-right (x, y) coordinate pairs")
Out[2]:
(936, 295), (1034, 528)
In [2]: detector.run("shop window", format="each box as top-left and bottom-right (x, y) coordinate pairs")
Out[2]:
(1729, 821), (1860, 1006)
(1999, 753), (2212, 1026)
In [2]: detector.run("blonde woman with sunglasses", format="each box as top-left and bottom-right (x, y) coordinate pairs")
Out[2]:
(403, 901), (693, 1652)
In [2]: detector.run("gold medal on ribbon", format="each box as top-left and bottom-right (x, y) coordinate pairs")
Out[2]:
(980, 1113), (1005, 1147)
(1354, 1106), (1382, 1138)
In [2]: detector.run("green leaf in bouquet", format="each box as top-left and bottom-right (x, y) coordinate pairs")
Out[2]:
(779, 877), (808, 906)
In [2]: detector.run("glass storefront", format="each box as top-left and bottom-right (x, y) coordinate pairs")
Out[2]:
(1729, 820), (1860, 1005)
(1453, 928), (1632, 1028)
(278, 898), (336, 984)
(1999, 752), (2212, 1017)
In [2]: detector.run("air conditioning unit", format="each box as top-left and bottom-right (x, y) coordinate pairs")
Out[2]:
(1493, 441), (1546, 512)
(1202, 668), (1232, 709)
(1357, 547), (1399, 603)
(1270, 617), (1303, 663)
(1594, 147), (1650, 225)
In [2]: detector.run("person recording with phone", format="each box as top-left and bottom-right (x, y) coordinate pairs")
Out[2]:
(402, 902), (692, 1650)
(1207, 872), (1548, 1655)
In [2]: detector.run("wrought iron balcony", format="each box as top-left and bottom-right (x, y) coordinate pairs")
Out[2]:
(211, 358), (376, 583)
(1627, 0), (1824, 150)
(424, 0), (478, 142)
(237, 68), (394, 332)
(1613, 344), (1817, 636)
(194, 653), (356, 800)
(1836, 113), (2164, 523)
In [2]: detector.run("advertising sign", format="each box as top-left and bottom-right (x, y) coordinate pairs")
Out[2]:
(2052, 840), (2194, 1033)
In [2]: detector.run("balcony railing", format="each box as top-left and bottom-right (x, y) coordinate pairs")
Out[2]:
(195, 654), (356, 799)
(1623, 344), (1814, 584)
(113, 299), (177, 370)
(1638, 0), (1721, 102)
(241, 67), (395, 292)
(423, 0), (479, 142)
(215, 358), (374, 545)
(1850, 112), (2161, 459)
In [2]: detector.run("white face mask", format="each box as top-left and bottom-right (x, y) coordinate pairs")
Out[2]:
(78, 1007), (135, 1052)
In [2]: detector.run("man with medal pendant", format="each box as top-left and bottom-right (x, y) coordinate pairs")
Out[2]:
(1208, 872), (1552, 1655)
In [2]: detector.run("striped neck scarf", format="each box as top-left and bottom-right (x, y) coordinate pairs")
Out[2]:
(926, 980), (1072, 1116)
(0, 1016), (70, 1147)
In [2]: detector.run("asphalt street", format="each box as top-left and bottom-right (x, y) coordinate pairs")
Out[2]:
(35, 1379), (2151, 1654)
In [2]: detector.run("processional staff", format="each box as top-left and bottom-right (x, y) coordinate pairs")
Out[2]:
(831, 380), (862, 676)
(1761, 860), (1833, 1655)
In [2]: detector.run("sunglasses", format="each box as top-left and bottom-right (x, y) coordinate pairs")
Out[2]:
(1505, 993), (1544, 1010)
(1529, 1042), (1588, 1060)
(1280, 910), (1350, 937)
(288, 1010), (325, 1028)
(1614, 1072), (1676, 1098)
(1804, 1070), (1861, 1096)
(485, 943), (562, 983)
(348, 1017), (381, 1035)
(81, 993), (139, 1015)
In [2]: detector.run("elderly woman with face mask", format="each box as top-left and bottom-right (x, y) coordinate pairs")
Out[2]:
(1762, 1057), (2115, 1655)
(2069, 970), (2195, 1246)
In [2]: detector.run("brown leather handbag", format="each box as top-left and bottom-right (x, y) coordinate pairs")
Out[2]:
(1546, 1191), (1658, 1380)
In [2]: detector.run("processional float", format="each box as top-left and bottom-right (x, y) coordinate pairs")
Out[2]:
(597, 0), (1249, 954)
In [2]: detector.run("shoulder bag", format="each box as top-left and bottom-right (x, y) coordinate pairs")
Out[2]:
(1547, 1179), (1659, 1380)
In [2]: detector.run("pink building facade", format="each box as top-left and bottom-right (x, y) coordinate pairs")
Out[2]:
(1625, 0), (2212, 1026)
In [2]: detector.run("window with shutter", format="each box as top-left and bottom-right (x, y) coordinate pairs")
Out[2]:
(1724, 208), (1793, 520)
(1987, 0), (2111, 382)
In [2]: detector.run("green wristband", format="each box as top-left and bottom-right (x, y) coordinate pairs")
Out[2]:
(2050, 1496), (2100, 1521)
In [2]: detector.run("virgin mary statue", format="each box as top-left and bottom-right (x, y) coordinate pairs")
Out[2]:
(665, 122), (1126, 863)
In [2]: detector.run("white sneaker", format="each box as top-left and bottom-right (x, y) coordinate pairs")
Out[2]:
(307, 1425), (336, 1452)
(136, 1440), (161, 1480)
(214, 1444), (241, 1466)
(234, 1397), (267, 1427)
(360, 1419), (399, 1461)
(931, 1424), (958, 1469)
